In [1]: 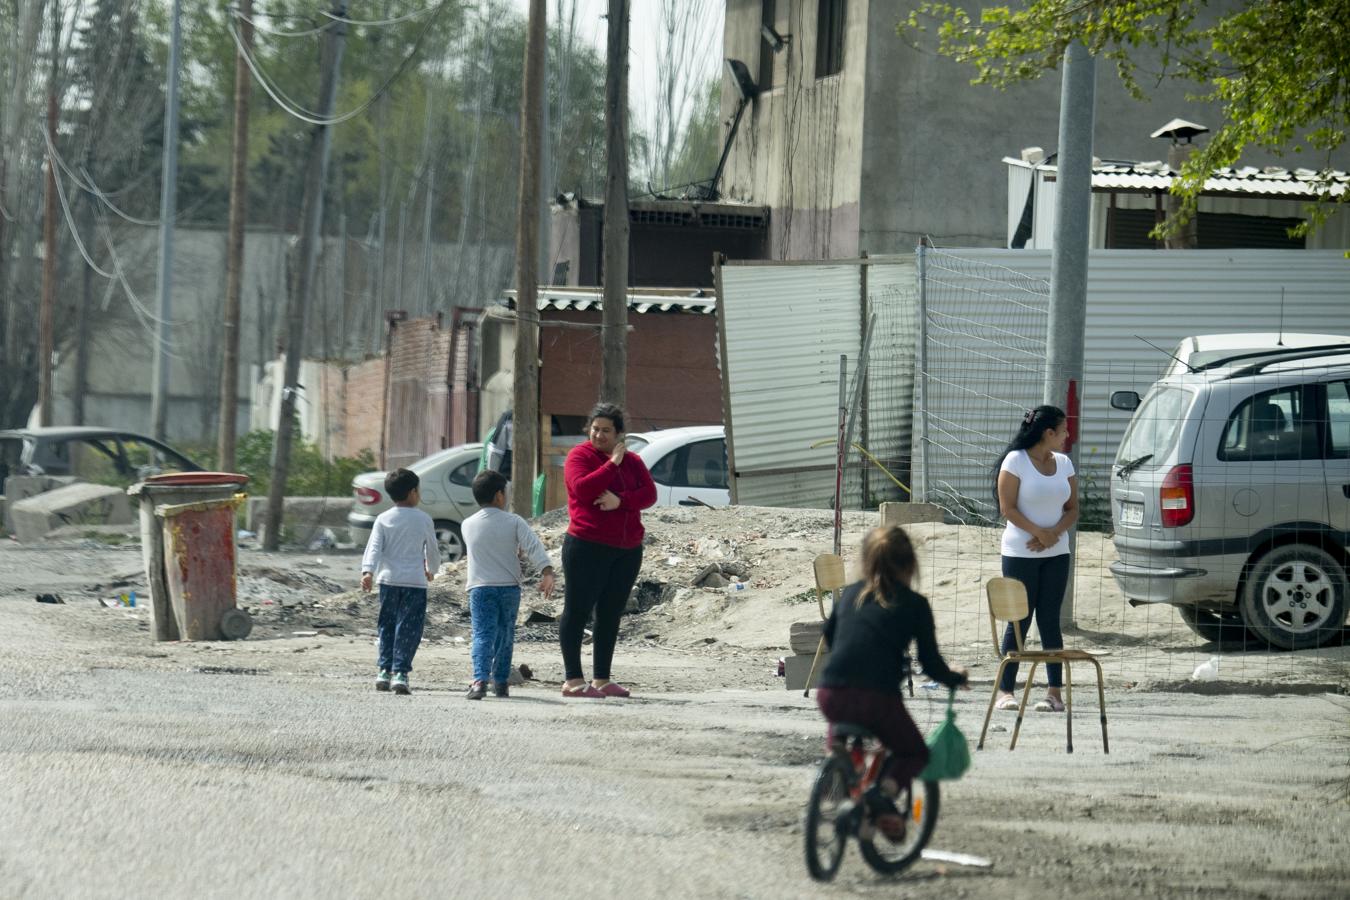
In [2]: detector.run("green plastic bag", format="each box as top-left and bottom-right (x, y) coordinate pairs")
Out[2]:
(532, 472), (547, 518)
(919, 691), (970, 781)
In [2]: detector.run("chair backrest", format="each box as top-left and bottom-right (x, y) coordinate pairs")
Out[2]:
(986, 576), (1030, 654)
(813, 553), (846, 621)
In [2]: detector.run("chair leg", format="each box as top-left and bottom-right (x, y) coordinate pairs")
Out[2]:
(1091, 657), (1109, 753)
(1064, 660), (1074, 754)
(979, 659), (1011, 750)
(1010, 661), (1039, 751)
(802, 635), (827, 698)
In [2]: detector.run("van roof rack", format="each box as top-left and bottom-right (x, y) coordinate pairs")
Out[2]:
(1195, 342), (1350, 374)
(1219, 345), (1350, 378)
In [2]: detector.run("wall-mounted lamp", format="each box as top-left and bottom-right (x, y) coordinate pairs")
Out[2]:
(760, 23), (790, 53)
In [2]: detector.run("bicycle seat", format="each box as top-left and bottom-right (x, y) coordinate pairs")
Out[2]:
(832, 723), (875, 740)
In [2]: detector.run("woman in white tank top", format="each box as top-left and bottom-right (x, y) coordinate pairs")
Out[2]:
(992, 406), (1079, 713)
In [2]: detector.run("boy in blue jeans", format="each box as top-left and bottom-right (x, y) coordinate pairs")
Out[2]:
(461, 470), (554, 699)
(360, 468), (439, 695)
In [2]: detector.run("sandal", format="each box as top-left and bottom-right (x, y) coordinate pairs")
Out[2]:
(561, 683), (606, 699)
(995, 694), (1020, 711)
(595, 682), (631, 698)
(1034, 695), (1065, 712)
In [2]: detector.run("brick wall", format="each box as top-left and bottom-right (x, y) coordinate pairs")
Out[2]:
(341, 357), (387, 461)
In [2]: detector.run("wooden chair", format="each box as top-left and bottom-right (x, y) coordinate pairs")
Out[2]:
(977, 576), (1109, 754)
(802, 553), (846, 697)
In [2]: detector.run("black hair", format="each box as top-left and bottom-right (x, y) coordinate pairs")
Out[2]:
(588, 402), (625, 434)
(472, 469), (508, 506)
(385, 468), (420, 502)
(991, 405), (1067, 502)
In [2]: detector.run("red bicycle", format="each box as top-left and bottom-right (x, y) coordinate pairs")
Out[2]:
(803, 721), (940, 880)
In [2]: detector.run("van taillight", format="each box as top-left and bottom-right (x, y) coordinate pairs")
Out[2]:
(1159, 464), (1194, 527)
(355, 486), (382, 505)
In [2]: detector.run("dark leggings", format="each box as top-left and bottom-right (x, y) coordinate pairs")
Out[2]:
(999, 553), (1071, 691)
(560, 534), (643, 681)
(816, 687), (928, 785)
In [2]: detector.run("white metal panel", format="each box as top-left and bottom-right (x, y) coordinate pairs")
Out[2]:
(862, 258), (918, 503)
(916, 248), (1350, 519)
(720, 263), (862, 508)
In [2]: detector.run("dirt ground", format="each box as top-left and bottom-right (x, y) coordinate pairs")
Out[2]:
(0, 506), (1346, 898)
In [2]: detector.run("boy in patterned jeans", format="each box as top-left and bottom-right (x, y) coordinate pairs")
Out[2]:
(360, 468), (439, 695)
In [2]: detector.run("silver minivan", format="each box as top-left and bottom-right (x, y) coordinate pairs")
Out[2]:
(1109, 344), (1350, 649)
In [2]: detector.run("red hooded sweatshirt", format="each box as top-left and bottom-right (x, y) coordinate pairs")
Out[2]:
(564, 441), (657, 549)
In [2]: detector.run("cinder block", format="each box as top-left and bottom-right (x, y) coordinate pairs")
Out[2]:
(785, 651), (828, 692)
(880, 502), (946, 525)
(3, 475), (77, 534)
(10, 482), (132, 543)
(789, 620), (825, 655)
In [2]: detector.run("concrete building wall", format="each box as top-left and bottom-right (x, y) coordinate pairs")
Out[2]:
(723, 1), (1350, 259)
(721, 0), (867, 260)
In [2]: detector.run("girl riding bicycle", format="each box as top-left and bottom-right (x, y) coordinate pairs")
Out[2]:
(816, 526), (968, 840)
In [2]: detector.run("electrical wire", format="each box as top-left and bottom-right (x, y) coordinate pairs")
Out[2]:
(226, 5), (444, 127)
(319, 1), (448, 28)
(43, 126), (161, 227)
(231, 6), (334, 38)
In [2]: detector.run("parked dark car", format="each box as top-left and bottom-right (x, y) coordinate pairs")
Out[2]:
(0, 427), (202, 492)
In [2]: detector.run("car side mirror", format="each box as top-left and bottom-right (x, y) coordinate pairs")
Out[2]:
(1110, 391), (1141, 411)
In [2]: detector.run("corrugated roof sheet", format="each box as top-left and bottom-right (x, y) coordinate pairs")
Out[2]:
(503, 287), (716, 314)
(1004, 156), (1349, 198)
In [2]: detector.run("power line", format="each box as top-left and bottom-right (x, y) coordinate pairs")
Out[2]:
(231, 6), (334, 38)
(44, 127), (161, 226)
(319, 2), (448, 28)
(226, 4), (445, 127)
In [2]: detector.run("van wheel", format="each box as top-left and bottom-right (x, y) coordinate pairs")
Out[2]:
(1240, 544), (1347, 650)
(1177, 607), (1255, 647)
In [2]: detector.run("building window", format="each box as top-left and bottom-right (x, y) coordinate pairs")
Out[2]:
(815, 0), (845, 78)
(758, 0), (776, 92)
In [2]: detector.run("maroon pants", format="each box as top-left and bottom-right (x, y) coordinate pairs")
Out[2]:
(816, 686), (929, 784)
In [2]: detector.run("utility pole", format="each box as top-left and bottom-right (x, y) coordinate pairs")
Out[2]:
(1044, 41), (1095, 628)
(263, 2), (347, 550)
(218, 0), (254, 471)
(38, 0), (59, 427)
(511, 0), (545, 517)
(599, 0), (629, 407)
(149, 0), (184, 440)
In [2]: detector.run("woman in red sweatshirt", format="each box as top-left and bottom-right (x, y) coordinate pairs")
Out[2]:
(559, 402), (657, 698)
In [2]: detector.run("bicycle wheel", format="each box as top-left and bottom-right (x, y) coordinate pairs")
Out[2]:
(859, 777), (940, 875)
(803, 756), (851, 881)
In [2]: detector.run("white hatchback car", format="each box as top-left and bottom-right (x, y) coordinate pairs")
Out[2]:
(347, 443), (483, 561)
(626, 425), (730, 508)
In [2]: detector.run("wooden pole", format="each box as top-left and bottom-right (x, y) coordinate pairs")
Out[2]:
(263, 1), (347, 550)
(218, 0), (253, 471)
(510, 0), (545, 517)
(600, 0), (629, 407)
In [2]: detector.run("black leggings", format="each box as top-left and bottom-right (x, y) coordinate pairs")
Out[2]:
(560, 534), (643, 681)
(999, 554), (1071, 691)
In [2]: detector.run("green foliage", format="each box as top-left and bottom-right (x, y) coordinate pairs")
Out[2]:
(901, 0), (1350, 237)
(664, 77), (723, 192)
(228, 429), (375, 498)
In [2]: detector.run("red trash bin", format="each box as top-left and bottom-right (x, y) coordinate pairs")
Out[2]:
(159, 493), (251, 641)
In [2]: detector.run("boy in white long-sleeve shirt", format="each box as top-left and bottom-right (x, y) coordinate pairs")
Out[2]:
(360, 468), (439, 695)
(461, 469), (555, 700)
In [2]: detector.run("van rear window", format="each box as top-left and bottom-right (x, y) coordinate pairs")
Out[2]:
(1116, 387), (1192, 465)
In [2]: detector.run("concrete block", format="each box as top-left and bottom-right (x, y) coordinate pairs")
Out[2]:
(10, 482), (133, 544)
(785, 651), (828, 692)
(4, 475), (77, 534)
(880, 501), (946, 526)
(789, 620), (825, 655)
(246, 496), (351, 546)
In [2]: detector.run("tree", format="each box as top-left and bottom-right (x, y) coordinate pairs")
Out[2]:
(903, 0), (1350, 235)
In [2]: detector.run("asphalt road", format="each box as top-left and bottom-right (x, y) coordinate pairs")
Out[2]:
(0, 545), (1347, 899)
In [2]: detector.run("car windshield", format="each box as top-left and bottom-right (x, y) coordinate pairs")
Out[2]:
(410, 446), (474, 474)
(624, 435), (650, 452)
(1116, 386), (1193, 465)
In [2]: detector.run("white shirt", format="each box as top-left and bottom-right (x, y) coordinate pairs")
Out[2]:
(1000, 450), (1074, 558)
(360, 506), (439, 588)
(462, 506), (552, 589)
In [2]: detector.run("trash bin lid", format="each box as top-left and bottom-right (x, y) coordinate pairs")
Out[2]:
(144, 472), (249, 486)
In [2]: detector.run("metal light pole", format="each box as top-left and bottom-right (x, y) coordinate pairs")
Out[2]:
(149, 0), (184, 440)
(1045, 40), (1096, 627)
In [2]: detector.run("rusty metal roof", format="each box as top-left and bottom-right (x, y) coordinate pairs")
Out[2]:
(1004, 156), (1349, 198)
